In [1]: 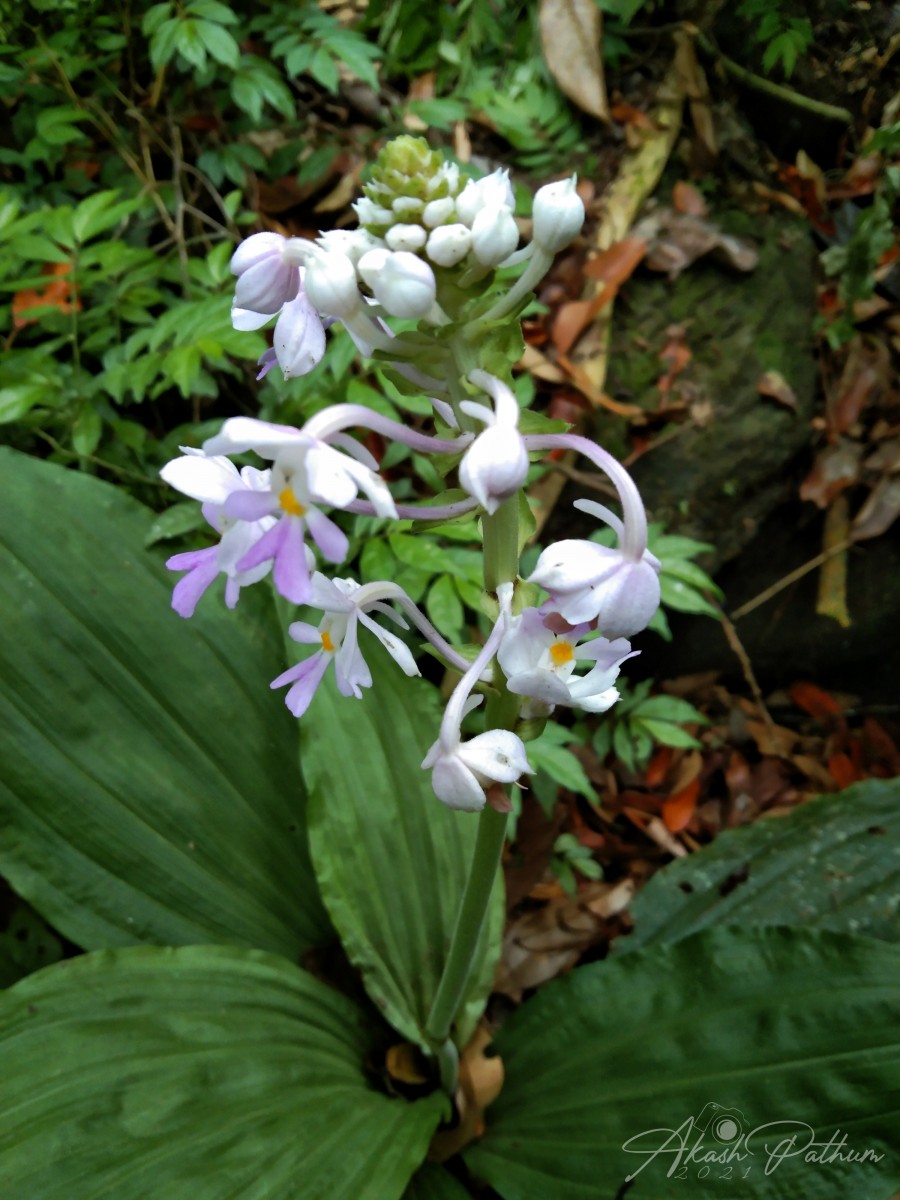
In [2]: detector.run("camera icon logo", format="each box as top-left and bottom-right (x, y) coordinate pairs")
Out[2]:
(694, 1102), (745, 1144)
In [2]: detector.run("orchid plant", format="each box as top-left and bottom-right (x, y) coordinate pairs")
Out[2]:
(159, 135), (660, 1090)
(2, 136), (896, 1200)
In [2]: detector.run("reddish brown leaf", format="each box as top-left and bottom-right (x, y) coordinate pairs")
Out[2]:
(610, 101), (656, 130)
(12, 261), (80, 329)
(827, 752), (859, 789)
(645, 746), (673, 788)
(799, 440), (864, 508)
(788, 681), (843, 721)
(581, 236), (647, 288)
(672, 180), (707, 216)
(663, 776), (700, 833)
(828, 337), (889, 435)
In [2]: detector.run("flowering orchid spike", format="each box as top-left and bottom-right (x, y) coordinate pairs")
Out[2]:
(458, 370), (528, 514)
(498, 606), (637, 718)
(422, 584), (533, 811)
(270, 574), (420, 718)
(523, 434), (661, 638)
(160, 452), (284, 617)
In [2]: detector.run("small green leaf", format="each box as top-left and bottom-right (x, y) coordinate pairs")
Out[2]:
(144, 502), (207, 546)
(633, 695), (707, 724)
(633, 717), (702, 749)
(71, 405), (102, 457)
(426, 574), (464, 642)
(194, 18), (240, 67)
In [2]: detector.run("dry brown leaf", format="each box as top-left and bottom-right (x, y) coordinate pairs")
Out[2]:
(428, 1025), (504, 1162)
(672, 180), (708, 216)
(673, 31), (718, 160)
(756, 370), (798, 411)
(538, 0), (609, 122)
(637, 210), (757, 279)
(828, 337), (889, 434)
(494, 878), (634, 996)
(799, 440), (864, 507)
(852, 475), (900, 541)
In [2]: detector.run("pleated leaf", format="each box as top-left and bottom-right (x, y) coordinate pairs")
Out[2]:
(465, 927), (900, 1199)
(623, 779), (900, 953)
(0, 945), (443, 1198)
(303, 639), (504, 1050)
(0, 448), (329, 957)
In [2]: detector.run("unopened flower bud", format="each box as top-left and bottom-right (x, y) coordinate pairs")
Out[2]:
(470, 206), (520, 267)
(426, 224), (472, 267)
(532, 176), (585, 253)
(358, 249), (436, 319)
(386, 223), (428, 253)
(304, 251), (362, 320)
(456, 170), (515, 227)
(423, 197), (456, 227)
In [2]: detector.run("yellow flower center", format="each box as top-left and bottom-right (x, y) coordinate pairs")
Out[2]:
(279, 487), (306, 517)
(549, 640), (574, 666)
(320, 631), (335, 653)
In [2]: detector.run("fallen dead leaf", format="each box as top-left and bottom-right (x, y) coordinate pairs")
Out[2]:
(663, 776), (701, 833)
(495, 878), (634, 996)
(852, 475), (900, 540)
(672, 180), (708, 216)
(539, 0), (609, 122)
(799, 440), (864, 507)
(756, 370), (798, 411)
(12, 261), (81, 329)
(636, 209), (758, 279)
(428, 1024), (504, 1162)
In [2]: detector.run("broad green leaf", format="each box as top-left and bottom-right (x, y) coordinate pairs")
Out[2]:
(623, 780), (900, 953)
(0, 449), (329, 957)
(303, 640), (504, 1051)
(465, 927), (900, 1199)
(0, 945), (443, 1198)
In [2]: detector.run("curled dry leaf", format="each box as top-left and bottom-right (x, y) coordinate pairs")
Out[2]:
(672, 180), (708, 216)
(756, 370), (798, 412)
(636, 210), (758, 280)
(852, 475), (900, 541)
(428, 1025), (504, 1162)
(495, 878), (634, 996)
(799, 440), (864, 508)
(538, 0), (609, 122)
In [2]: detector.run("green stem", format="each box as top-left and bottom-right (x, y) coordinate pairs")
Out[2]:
(424, 804), (509, 1056)
(695, 31), (852, 125)
(425, 471), (520, 1093)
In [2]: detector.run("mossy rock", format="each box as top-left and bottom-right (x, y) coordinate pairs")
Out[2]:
(593, 210), (818, 568)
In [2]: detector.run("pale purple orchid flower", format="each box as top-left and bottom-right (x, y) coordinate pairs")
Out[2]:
(458, 370), (528, 514)
(527, 498), (661, 639)
(422, 583), (533, 812)
(498, 606), (637, 717)
(523, 434), (661, 639)
(197, 417), (397, 606)
(270, 574), (420, 718)
(159, 452), (285, 617)
(231, 232), (305, 315)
